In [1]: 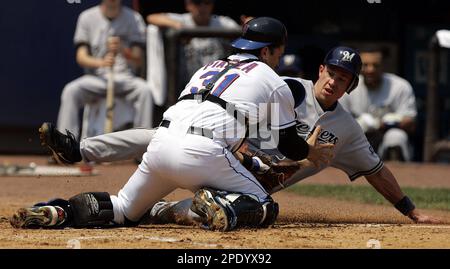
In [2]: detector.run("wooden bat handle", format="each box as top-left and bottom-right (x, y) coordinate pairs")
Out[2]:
(104, 65), (114, 133)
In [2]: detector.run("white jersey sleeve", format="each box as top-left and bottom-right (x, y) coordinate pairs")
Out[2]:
(211, 15), (240, 29)
(268, 85), (297, 129)
(73, 10), (90, 45)
(128, 10), (147, 45)
(393, 77), (417, 118)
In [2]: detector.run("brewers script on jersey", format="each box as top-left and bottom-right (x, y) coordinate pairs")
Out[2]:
(269, 77), (384, 193)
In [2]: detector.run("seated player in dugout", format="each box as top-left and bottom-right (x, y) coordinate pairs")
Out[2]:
(56, 0), (154, 141)
(21, 43), (442, 231)
(339, 45), (417, 162)
(146, 0), (240, 84)
(11, 17), (336, 232)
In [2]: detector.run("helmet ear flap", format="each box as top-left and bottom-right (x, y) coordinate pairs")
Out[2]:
(346, 75), (359, 94)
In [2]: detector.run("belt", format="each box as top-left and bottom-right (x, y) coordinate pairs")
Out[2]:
(159, 120), (213, 139)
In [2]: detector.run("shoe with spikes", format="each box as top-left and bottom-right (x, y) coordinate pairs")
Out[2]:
(10, 206), (67, 229)
(191, 188), (233, 232)
(39, 122), (82, 164)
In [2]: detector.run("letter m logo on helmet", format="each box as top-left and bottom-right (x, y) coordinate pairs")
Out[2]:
(324, 46), (362, 93)
(340, 51), (356, 62)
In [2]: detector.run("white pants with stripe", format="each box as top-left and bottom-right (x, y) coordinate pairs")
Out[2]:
(110, 125), (269, 224)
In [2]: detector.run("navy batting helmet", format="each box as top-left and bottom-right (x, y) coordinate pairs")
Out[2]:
(323, 46), (362, 93)
(231, 17), (287, 50)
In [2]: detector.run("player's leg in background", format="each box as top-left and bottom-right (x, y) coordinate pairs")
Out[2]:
(81, 128), (155, 163)
(57, 75), (109, 139)
(122, 77), (154, 130)
(378, 128), (411, 161)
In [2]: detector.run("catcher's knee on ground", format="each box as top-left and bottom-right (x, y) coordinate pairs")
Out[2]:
(190, 187), (279, 231)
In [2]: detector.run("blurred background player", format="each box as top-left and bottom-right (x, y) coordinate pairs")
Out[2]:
(340, 45), (417, 162)
(146, 0), (239, 87)
(277, 54), (305, 78)
(56, 0), (154, 141)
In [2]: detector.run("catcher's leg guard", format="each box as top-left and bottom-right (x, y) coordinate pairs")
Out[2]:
(191, 188), (279, 231)
(68, 192), (114, 227)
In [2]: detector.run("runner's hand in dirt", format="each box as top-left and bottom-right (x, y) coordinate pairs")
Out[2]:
(408, 209), (443, 224)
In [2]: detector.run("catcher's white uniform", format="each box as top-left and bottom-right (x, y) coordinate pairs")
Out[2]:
(110, 53), (297, 224)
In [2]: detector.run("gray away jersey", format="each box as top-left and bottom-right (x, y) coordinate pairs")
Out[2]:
(259, 77), (384, 192)
(74, 6), (146, 78)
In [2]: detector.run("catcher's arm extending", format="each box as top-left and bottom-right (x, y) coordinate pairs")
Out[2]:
(234, 146), (314, 192)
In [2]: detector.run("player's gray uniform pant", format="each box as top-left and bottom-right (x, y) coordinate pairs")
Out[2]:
(80, 128), (155, 163)
(57, 74), (153, 138)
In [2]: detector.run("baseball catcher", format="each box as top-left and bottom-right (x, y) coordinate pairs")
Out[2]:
(235, 128), (321, 192)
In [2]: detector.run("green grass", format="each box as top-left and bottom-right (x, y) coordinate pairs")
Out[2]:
(287, 184), (450, 211)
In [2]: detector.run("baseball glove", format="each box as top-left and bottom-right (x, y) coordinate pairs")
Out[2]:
(239, 147), (301, 192)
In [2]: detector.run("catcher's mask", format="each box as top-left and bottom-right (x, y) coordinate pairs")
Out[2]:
(323, 46), (362, 93)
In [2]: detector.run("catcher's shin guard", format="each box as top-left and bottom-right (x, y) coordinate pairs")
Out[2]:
(191, 188), (278, 231)
(68, 192), (114, 227)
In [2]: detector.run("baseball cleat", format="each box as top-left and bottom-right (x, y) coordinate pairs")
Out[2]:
(191, 188), (231, 232)
(10, 206), (67, 229)
(39, 122), (82, 164)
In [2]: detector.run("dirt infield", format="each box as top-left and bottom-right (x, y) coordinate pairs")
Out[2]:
(1, 155), (449, 249)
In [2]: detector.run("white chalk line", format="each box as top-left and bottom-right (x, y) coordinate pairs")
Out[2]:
(409, 225), (450, 229)
(12, 234), (237, 248)
(278, 223), (450, 229)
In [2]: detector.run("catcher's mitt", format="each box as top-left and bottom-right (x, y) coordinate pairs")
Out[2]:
(239, 147), (301, 192)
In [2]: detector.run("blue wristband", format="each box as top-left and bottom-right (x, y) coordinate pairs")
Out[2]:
(394, 196), (415, 216)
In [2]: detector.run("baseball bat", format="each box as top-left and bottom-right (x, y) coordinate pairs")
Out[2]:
(104, 65), (115, 133)
(104, 37), (117, 133)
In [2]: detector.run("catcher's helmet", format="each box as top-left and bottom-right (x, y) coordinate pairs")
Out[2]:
(231, 17), (287, 50)
(323, 46), (362, 93)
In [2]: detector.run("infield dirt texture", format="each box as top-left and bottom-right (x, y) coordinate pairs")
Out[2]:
(1, 155), (449, 249)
